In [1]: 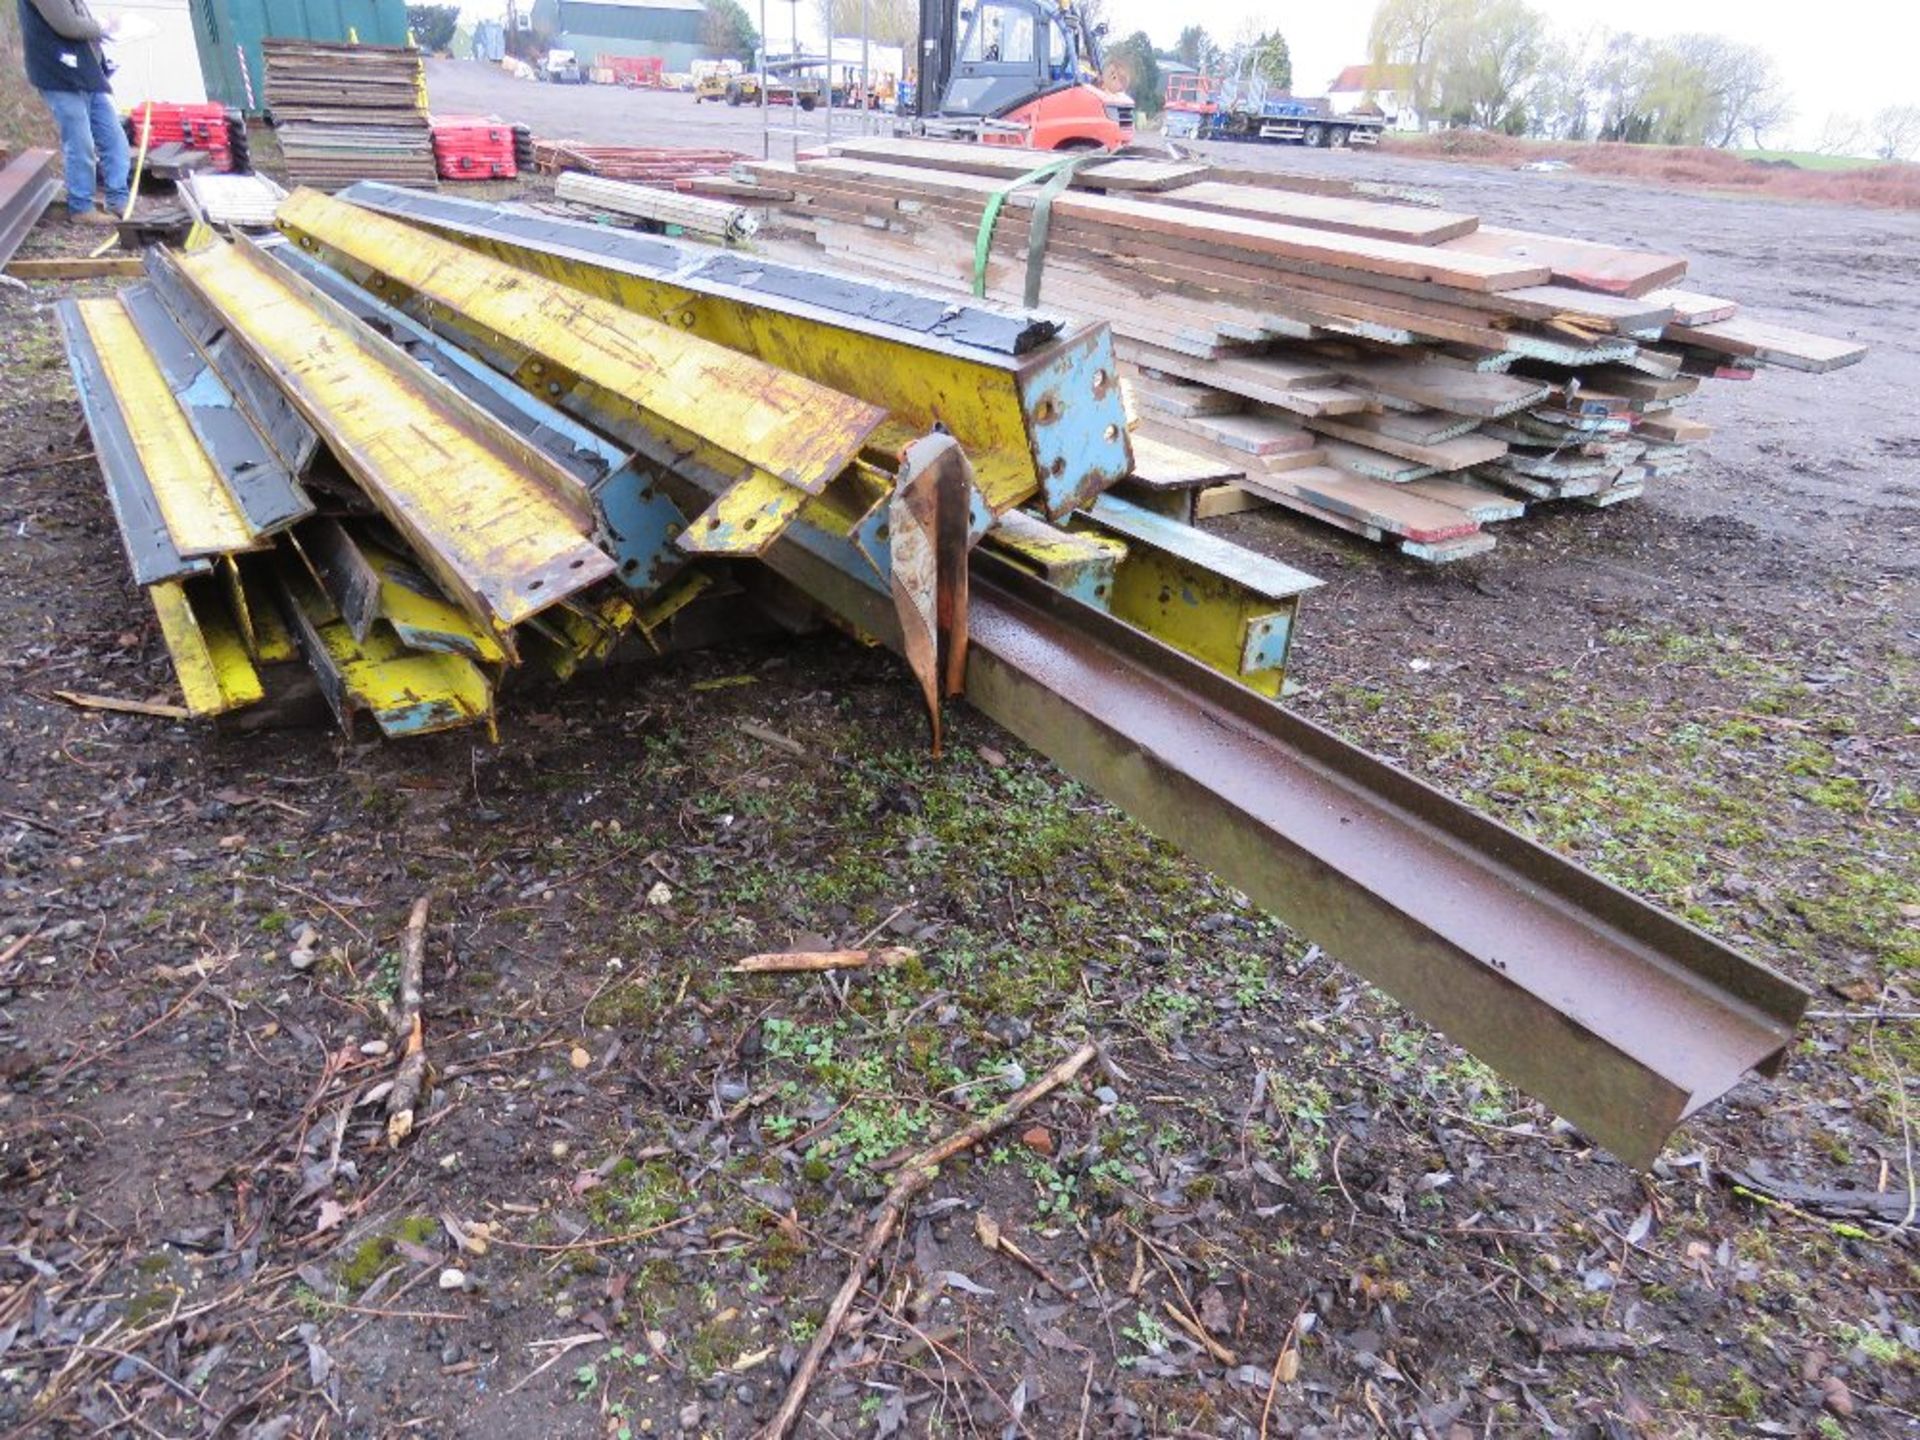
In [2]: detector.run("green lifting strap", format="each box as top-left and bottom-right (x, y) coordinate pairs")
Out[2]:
(971, 149), (1107, 308)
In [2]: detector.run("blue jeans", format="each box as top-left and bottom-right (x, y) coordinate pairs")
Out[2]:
(39, 88), (130, 217)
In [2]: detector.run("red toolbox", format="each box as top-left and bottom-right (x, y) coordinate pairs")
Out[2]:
(430, 115), (517, 181)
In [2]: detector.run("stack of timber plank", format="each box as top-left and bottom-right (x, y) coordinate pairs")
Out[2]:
(532, 141), (746, 185)
(750, 137), (1866, 563)
(263, 40), (436, 190)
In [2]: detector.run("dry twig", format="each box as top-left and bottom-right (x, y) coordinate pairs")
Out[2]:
(760, 1041), (1098, 1439)
(728, 946), (916, 974)
(51, 690), (189, 720)
(385, 897), (432, 1147)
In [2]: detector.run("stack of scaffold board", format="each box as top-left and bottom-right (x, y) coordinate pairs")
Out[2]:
(532, 141), (747, 184)
(749, 137), (1867, 563)
(264, 40), (436, 190)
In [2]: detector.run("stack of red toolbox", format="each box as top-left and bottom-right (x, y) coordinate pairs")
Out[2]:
(430, 115), (517, 181)
(125, 102), (234, 171)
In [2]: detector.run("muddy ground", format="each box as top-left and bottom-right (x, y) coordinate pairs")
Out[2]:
(1, 65), (1917, 1440)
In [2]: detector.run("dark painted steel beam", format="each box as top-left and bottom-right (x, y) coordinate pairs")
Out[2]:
(53, 299), (211, 586)
(336, 181), (1063, 357)
(118, 283), (313, 535)
(0, 150), (58, 271)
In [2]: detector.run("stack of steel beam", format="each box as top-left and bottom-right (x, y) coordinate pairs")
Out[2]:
(53, 184), (1816, 1172)
(263, 40), (436, 191)
(554, 172), (757, 241)
(531, 141), (746, 184)
(58, 183), (1329, 733)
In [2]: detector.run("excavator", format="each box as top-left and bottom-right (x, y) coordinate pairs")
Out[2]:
(914, 0), (1134, 150)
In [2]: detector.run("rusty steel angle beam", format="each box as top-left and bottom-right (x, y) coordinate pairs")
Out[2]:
(748, 526), (1806, 1167)
(0, 150), (58, 271)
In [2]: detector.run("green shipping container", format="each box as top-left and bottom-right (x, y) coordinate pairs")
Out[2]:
(191, 0), (413, 111)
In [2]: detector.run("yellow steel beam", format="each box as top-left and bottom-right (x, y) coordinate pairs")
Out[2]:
(220, 557), (301, 664)
(275, 189), (887, 498)
(278, 564), (495, 739)
(149, 579), (266, 716)
(634, 569), (714, 648)
(168, 241), (616, 638)
(313, 189), (1133, 516)
(360, 544), (508, 666)
(74, 299), (261, 560)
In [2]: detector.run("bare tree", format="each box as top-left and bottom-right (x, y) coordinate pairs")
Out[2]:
(1870, 105), (1920, 162)
(1530, 24), (1603, 139)
(1432, 0), (1545, 131)
(1367, 0), (1458, 122)
(1812, 111), (1864, 156)
(1663, 34), (1791, 147)
(814, 0), (917, 47)
(1587, 31), (1790, 148)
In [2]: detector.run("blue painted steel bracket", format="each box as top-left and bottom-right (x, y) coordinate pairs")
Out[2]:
(1017, 324), (1131, 519)
(1241, 612), (1295, 674)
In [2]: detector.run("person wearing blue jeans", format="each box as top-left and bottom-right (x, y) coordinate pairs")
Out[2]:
(17, 0), (130, 225)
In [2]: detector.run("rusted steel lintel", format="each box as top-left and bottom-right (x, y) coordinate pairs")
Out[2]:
(0, 150), (58, 271)
(759, 538), (1807, 1169)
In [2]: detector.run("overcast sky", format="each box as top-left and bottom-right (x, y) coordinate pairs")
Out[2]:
(461, 0), (1915, 151)
(1100, 0), (1917, 150)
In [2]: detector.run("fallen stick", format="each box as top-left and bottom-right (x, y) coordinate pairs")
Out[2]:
(504, 1332), (607, 1395)
(1163, 1298), (1236, 1364)
(385, 896), (432, 1148)
(52, 690), (189, 720)
(738, 719), (804, 756)
(974, 1211), (1072, 1296)
(5, 256), (145, 280)
(759, 1040), (1099, 1440)
(728, 946), (916, 975)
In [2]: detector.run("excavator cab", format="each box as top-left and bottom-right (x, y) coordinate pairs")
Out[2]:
(924, 0), (1133, 149)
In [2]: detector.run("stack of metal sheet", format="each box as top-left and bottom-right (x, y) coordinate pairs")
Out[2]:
(263, 40), (436, 191)
(182, 172), (289, 229)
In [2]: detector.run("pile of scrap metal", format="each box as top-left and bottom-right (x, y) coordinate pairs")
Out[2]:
(59, 184), (1809, 1169)
(59, 183), (1308, 740)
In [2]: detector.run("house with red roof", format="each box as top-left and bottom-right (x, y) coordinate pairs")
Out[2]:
(1327, 62), (1423, 131)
